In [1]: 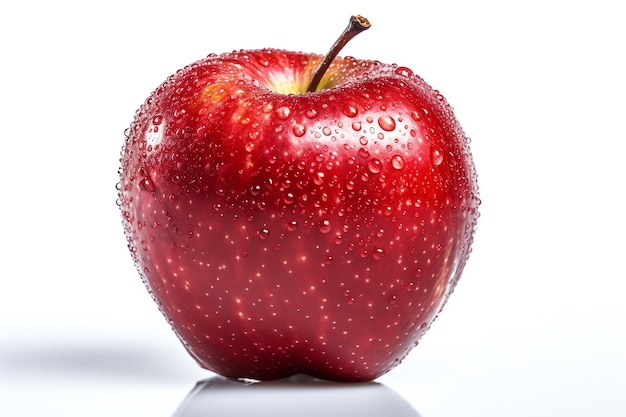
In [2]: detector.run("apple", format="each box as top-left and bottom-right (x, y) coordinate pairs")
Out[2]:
(118, 16), (479, 382)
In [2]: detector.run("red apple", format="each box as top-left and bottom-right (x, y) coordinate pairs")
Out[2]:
(118, 16), (479, 382)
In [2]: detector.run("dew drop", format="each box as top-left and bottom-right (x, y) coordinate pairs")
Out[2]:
(342, 104), (358, 117)
(314, 172), (325, 185)
(358, 148), (370, 158)
(367, 158), (383, 174)
(359, 136), (368, 146)
(258, 228), (270, 240)
(377, 116), (396, 132)
(276, 106), (291, 120)
(263, 102), (274, 113)
(372, 247), (386, 260)
(394, 66), (414, 77)
(318, 220), (332, 234)
(286, 220), (298, 231)
(293, 124), (306, 137)
(351, 121), (361, 131)
(431, 148), (444, 167)
(139, 177), (155, 192)
(250, 185), (262, 196)
(152, 115), (163, 125)
(306, 109), (318, 119)
(283, 192), (295, 204)
(245, 142), (255, 152)
(322, 126), (332, 136)
(391, 154), (405, 170)
(324, 255), (334, 264)
(388, 294), (398, 304)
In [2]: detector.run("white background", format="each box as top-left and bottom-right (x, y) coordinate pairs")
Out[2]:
(1, 0), (625, 416)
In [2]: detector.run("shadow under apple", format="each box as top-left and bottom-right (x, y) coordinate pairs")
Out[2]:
(172, 375), (421, 417)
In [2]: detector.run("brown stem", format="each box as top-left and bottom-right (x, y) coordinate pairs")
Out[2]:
(307, 15), (371, 93)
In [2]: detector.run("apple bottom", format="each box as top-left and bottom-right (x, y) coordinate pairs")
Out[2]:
(136, 204), (466, 382)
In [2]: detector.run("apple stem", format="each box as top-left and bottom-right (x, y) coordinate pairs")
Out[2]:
(307, 15), (370, 93)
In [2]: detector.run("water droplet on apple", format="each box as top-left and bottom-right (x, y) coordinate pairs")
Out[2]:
(358, 148), (369, 158)
(351, 122), (361, 131)
(293, 124), (306, 137)
(286, 220), (298, 231)
(394, 66), (414, 77)
(391, 155), (405, 170)
(276, 106), (291, 120)
(263, 102), (274, 113)
(322, 127), (332, 136)
(388, 294), (398, 304)
(372, 247), (386, 260)
(245, 142), (255, 152)
(431, 148), (444, 167)
(367, 158), (383, 174)
(314, 172), (325, 185)
(378, 115), (396, 132)
(324, 255), (334, 264)
(306, 109), (318, 119)
(342, 104), (358, 117)
(139, 177), (155, 192)
(346, 296), (355, 304)
(152, 115), (163, 125)
(250, 185), (262, 196)
(258, 228), (270, 240)
(283, 192), (295, 204)
(318, 220), (332, 234)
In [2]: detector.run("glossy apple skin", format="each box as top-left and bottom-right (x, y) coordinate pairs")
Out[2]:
(119, 49), (479, 382)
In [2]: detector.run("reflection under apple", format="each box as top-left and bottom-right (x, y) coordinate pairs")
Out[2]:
(172, 375), (421, 417)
